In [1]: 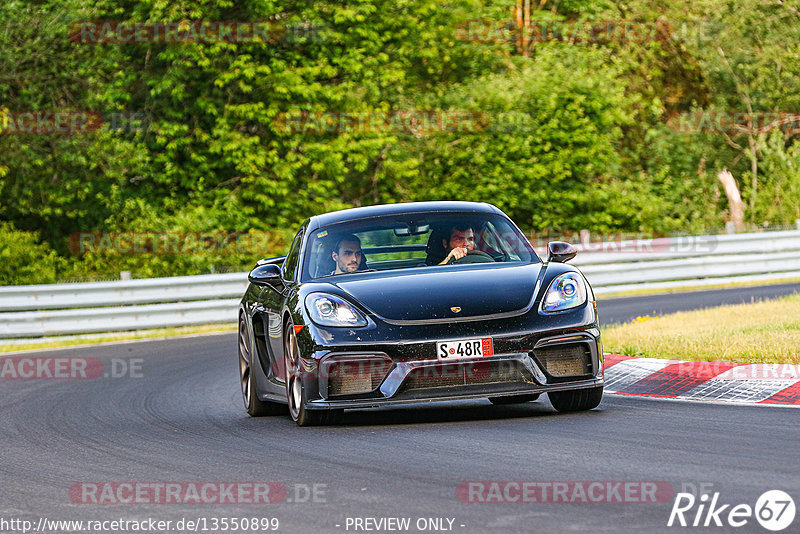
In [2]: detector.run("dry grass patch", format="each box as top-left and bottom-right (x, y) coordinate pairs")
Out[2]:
(602, 294), (800, 364)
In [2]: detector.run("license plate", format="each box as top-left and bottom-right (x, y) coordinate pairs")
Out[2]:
(436, 338), (494, 361)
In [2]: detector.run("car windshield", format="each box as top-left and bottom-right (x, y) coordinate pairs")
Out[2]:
(302, 211), (538, 281)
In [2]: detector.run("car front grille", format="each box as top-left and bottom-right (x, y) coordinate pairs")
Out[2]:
(401, 360), (534, 391)
(532, 344), (592, 378)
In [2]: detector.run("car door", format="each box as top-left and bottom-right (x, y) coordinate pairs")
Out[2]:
(261, 225), (304, 383)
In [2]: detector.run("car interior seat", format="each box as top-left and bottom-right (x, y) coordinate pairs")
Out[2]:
(425, 227), (448, 265)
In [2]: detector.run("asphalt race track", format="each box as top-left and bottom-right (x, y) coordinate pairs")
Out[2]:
(598, 281), (800, 325)
(1, 284), (799, 534)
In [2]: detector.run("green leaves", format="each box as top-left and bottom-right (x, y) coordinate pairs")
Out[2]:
(1, 0), (799, 283)
(0, 221), (62, 285)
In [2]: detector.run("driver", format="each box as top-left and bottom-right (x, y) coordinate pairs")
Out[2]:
(438, 224), (476, 265)
(331, 234), (365, 274)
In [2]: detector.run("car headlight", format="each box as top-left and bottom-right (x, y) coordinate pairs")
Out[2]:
(541, 272), (587, 313)
(305, 293), (368, 327)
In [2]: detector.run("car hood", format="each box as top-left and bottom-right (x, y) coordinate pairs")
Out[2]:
(331, 264), (543, 322)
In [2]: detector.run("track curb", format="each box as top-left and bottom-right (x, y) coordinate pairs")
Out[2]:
(603, 354), (800, 406)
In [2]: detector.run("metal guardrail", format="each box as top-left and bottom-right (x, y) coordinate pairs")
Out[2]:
(0, 299), (240, 338)
(569, 229), (800, 294)
(0, 273), (247, 312)
(2, 229), (800, 339)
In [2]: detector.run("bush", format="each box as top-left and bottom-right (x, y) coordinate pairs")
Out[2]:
(0, 222), (62, 285)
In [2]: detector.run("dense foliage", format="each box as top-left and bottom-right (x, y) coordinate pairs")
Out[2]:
(1, 0), (799, 283)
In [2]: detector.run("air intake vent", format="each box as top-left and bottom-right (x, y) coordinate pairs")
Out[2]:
(326, 357), (391, 396)
(533, 344), (592, 377)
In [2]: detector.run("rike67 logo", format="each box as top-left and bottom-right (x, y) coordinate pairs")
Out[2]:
(668, 490), (795, 531)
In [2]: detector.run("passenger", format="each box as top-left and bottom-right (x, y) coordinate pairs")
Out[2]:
(331, 234), (365, 274)
(438, 224), (476, 265)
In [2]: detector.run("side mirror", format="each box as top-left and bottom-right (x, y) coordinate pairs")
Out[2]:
(248, 263), (283, 287)
(547, 241), (577, 263)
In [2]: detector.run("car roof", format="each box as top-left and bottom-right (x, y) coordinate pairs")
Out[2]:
(308, 201), (503, 231)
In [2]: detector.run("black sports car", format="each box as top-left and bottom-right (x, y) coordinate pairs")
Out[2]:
(238, 201), (603, 425)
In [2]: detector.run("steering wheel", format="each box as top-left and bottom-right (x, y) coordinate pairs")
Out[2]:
(452, 250), (495, 264)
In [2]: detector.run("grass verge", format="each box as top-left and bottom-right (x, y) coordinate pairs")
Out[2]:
(0, 323), (236, 354)
(602, 293), (800, 364)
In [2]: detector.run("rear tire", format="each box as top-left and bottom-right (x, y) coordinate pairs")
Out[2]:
(284, 322), (343, 426)
(548, 386), (603, 412)
(489, 394), (540, 405)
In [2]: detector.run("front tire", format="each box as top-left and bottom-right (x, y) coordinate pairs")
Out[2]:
(239, 315), (284, 416)
(548, 386), (603, 412)
(284, 322), (343, 426)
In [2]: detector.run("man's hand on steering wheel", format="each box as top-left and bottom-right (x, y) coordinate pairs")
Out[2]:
(453, 249), (495, 264)
(443, 246), (468, 264)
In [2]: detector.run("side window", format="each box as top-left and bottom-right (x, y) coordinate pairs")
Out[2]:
(282, 229), (304, 282)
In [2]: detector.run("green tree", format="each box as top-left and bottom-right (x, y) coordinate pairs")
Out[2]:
(0, 221), (61, 284)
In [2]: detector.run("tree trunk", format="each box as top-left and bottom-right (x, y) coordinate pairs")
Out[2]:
(718, 168), (744, 231)
(522, 0), (530, 56)
(515, 1), (523, 56)
(747, 133), (758, 211)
